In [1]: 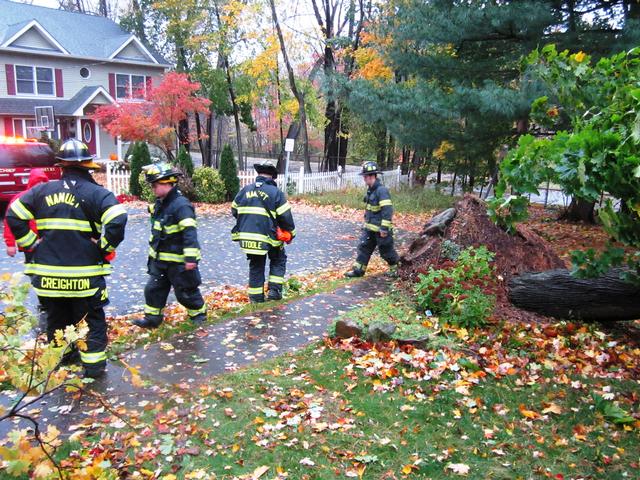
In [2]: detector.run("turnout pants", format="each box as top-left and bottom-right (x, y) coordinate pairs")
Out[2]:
(355, 229), (399, 271)
(144, 259), (206, 322)
(39, 278), (109, 376)
(247, 246), (287, 302)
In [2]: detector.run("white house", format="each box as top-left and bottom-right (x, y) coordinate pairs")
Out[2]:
(0, 0), (170, 160)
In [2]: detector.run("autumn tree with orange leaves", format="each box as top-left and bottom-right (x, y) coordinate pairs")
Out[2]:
(93, 72), (210, 160)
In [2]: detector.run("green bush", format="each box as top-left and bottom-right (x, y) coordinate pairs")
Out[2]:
(219, 144), (240, 201)
(138, 172), (156, 203)
(192, 167), (226, 203)
(129, 142), (152, 197)
(415, 246), (496, 328)
(175, 145), (194, 178)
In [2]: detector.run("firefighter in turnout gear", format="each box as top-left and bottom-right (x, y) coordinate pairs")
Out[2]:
(345, 161), (399, 278)
(134, 162), (206, 329)
(231, 161), (296, 303)
(6, 139), (128, 378)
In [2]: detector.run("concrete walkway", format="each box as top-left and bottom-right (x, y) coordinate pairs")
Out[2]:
(0, 276), (390, 439)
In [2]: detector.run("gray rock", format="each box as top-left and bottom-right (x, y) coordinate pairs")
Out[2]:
(333, 319), (363, 339)
(365, 322), (397, 342)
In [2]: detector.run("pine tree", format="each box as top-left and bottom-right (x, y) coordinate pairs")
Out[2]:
(175, 145), (194, 178)
(347, 0), (640, 186)
(219, 144), (240, 201)
(128, 142), (152, 197)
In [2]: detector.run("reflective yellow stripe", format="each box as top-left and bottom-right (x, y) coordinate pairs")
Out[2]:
(268, 275), (285, 284)
(354, 262), (366, 271)
(187, 305), (206, 317)
(33, 287), (99, 298)
(144, 304), (162, 315)
(231, 201), (239, 208)
(149, 247), (186, 263)
(100, 237), (115, 252)
(276, 202), (291, 215)
(364, 223), (380, 232)
(183, 248), (201, 259)
(248, 286), (264, 295)
(16, 230), (37, 248)
(163, 224), (181, 234)
(101, 204), (127, 225)
(236, 206), (276, 217)
(36, 218), (94, 232)
(178, 218), (197, 229)
(366, 204), (382, 212)
(231, 232), (282, 246)
(10, 199), (34, 220)
(379, 199), (392, 207)
(290, 229), (297, 236)
(241, 248), (268, 255)
(381, 220), (393, 228)
(26, 264), (111, 277)
(80, 350), (107, 364)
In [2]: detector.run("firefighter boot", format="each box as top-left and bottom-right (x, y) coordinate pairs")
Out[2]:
(191, 312), (206, 326)
(132, 314), (163, 329)
(344, 267), (365, 278)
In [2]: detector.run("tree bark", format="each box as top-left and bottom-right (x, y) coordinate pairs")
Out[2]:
(270, 0), (311, 172)
(561, 197), (596, 223)
(508, 269), (640, 321)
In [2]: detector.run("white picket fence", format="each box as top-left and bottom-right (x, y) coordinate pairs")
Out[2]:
(239, 165), (407, 195)
(106, 162), (408, 197)
(106, 162), (131, 196)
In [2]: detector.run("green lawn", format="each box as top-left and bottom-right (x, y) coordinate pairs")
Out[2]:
(299, 186), (457, 214)
(47, 290), (640, 480)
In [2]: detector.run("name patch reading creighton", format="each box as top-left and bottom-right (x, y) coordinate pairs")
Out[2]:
(40, 277), (90, 290)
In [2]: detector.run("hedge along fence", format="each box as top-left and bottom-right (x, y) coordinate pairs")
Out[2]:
(107, 163), (408, 199)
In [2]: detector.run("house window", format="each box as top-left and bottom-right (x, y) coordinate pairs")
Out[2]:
(115, 73), (146, 99)
(80, 67), (91, 79)
(12, 118), (37, 138)
(15, 65), (54, 95)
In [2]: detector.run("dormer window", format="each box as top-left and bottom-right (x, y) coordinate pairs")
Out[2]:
(15, 65), (54, 95)
(116, 73), (146, 100)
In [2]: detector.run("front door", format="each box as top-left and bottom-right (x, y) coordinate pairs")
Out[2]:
(80, 119), (96, 155)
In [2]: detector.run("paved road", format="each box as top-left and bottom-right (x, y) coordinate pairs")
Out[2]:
(0, 208), (384, 316)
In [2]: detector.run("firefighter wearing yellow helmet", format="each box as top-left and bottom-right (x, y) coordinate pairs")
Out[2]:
(133, 162), (207, 329)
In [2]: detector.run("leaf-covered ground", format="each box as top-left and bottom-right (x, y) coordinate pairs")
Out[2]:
(2, 196), (639, 478)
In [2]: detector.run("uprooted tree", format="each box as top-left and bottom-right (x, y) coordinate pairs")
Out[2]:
(480, 47), (640, 319)
(401, 195), (640, 322)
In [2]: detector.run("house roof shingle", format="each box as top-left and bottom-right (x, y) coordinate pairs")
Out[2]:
(0, 0), (169, 65)
(0, 86), (110, 116)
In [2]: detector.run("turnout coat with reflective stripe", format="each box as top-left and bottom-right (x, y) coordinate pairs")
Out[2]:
(363, 179), (394, 233)
(6, 170), (128, 298)
(231, 176), (296, 255)
(148, 187), (201, 264)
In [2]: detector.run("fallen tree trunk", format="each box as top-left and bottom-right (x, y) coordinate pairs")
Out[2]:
(508, 269), (640, 321)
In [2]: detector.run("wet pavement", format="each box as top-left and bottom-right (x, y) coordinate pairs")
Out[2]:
(0, 276), (390, 439)
(0, 208), (368, 315)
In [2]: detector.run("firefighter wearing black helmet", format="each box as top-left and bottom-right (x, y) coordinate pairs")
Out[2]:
(345, 161), (399, 278)
(133, 162), (207, 329)
(231, 161), (296, 303)
(6, 139), (128, 378)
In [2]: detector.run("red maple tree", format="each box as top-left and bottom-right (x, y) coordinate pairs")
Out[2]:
(93, 72), (211, 158)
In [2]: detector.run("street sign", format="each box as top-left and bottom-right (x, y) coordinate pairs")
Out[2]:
(284, 138), (295, 152)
